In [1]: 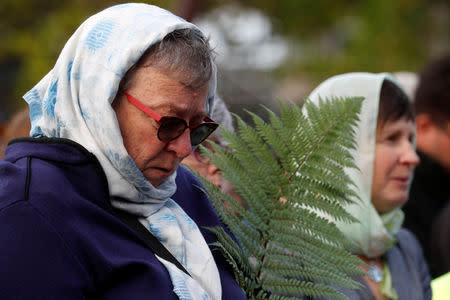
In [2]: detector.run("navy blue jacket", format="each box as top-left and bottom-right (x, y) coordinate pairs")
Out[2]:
(0, 137), (246, 299)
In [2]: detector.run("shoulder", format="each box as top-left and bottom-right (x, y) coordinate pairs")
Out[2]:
(388, 228), (429, 278)
(393, 228), (431, 279)
(2, 137), (110, 210)
(0, 156), (28, 210)
(395, 228), (425, 258)
(0, 138), (110, 281)
(396, 227), (420, 245)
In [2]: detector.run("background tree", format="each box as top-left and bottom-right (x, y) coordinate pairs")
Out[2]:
(0, 0), (448, 120)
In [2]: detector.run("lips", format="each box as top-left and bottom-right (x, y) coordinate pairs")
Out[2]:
(391, 176), (411, 189)
(153, 166), (173, 175)
(155, 164), (180, 175)
(155, 166), (171, 172)
(141, 165), (171, 175)
(391, 170), (412, 183)
(392, 176), (409, 182)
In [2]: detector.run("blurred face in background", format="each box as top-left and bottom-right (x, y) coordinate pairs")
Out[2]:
(183, 139), (224, 188)
(371, 117), (420, 213)
(415, 115), (450, 172)
(182, 139), (247, 208)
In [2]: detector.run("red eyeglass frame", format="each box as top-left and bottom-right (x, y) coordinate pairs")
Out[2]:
(123, 91), (218, 144)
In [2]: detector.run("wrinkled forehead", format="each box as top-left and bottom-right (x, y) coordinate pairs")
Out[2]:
(161, 97), (209, 121)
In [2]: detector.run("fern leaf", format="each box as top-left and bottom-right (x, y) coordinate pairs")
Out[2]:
(190, 97), (365, 299)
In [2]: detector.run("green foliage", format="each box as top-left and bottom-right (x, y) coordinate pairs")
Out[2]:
(189, 96), (366, 299)
(1, 0), (446, 117)
(0, 0), (175, 113)
(234, 0), (443, 81)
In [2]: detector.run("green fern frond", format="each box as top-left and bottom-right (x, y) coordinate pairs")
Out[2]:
(190, 96), (365, 299)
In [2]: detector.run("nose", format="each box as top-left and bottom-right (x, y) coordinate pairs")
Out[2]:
(400, 141), (420, 167)
(167, 129), (192, 158)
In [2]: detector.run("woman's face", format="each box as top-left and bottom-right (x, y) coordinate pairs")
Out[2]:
(113, 66), (209, 187)
(371, 117), (420, 213)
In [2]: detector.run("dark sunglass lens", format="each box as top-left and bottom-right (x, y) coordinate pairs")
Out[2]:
(158, 117), (187, 141)
(190, 123), (218, 146)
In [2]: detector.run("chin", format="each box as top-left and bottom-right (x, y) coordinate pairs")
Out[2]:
(388, 195), (408, 211)
(145, 173), (167, 187)
(148, 179), (162, 187)
(374, 193), (408, 213)
(144, 170), (172, 187)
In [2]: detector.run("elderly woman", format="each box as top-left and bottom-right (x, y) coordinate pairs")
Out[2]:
(307, 73), (432, 299)
(0, 4), (246, 299)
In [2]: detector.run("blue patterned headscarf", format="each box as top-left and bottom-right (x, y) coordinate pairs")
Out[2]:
(23, 4), (220, 299)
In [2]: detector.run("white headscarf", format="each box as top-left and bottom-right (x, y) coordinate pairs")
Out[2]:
(307, 72), (405, 258)
(23, 4), (221, 299)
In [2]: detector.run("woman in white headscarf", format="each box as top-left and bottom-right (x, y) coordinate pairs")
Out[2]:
(0, 3), (246, 299)
(307, 73), (431, 299)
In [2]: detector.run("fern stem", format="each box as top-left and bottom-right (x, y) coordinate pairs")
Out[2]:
(287, 117), (336, 183)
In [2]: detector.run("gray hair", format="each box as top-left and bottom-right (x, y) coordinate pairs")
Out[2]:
(208, 95), (234, 146)
(119, 28), (214, 91)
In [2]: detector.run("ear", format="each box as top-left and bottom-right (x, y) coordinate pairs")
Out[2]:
(207, 161), (220, 175)
(415, 114), (433, 134)
(415, 114), (441, 153)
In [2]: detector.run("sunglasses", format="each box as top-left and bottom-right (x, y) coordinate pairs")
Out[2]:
(123, 92), (218, 146)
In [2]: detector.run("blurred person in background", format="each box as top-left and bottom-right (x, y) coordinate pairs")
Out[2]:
(308, 72), (431, 300)
(180, 94), (247, 210)
(0, 107), (30, 158)
(0, 4), (246, 299)
(402, 54), (450, 278)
